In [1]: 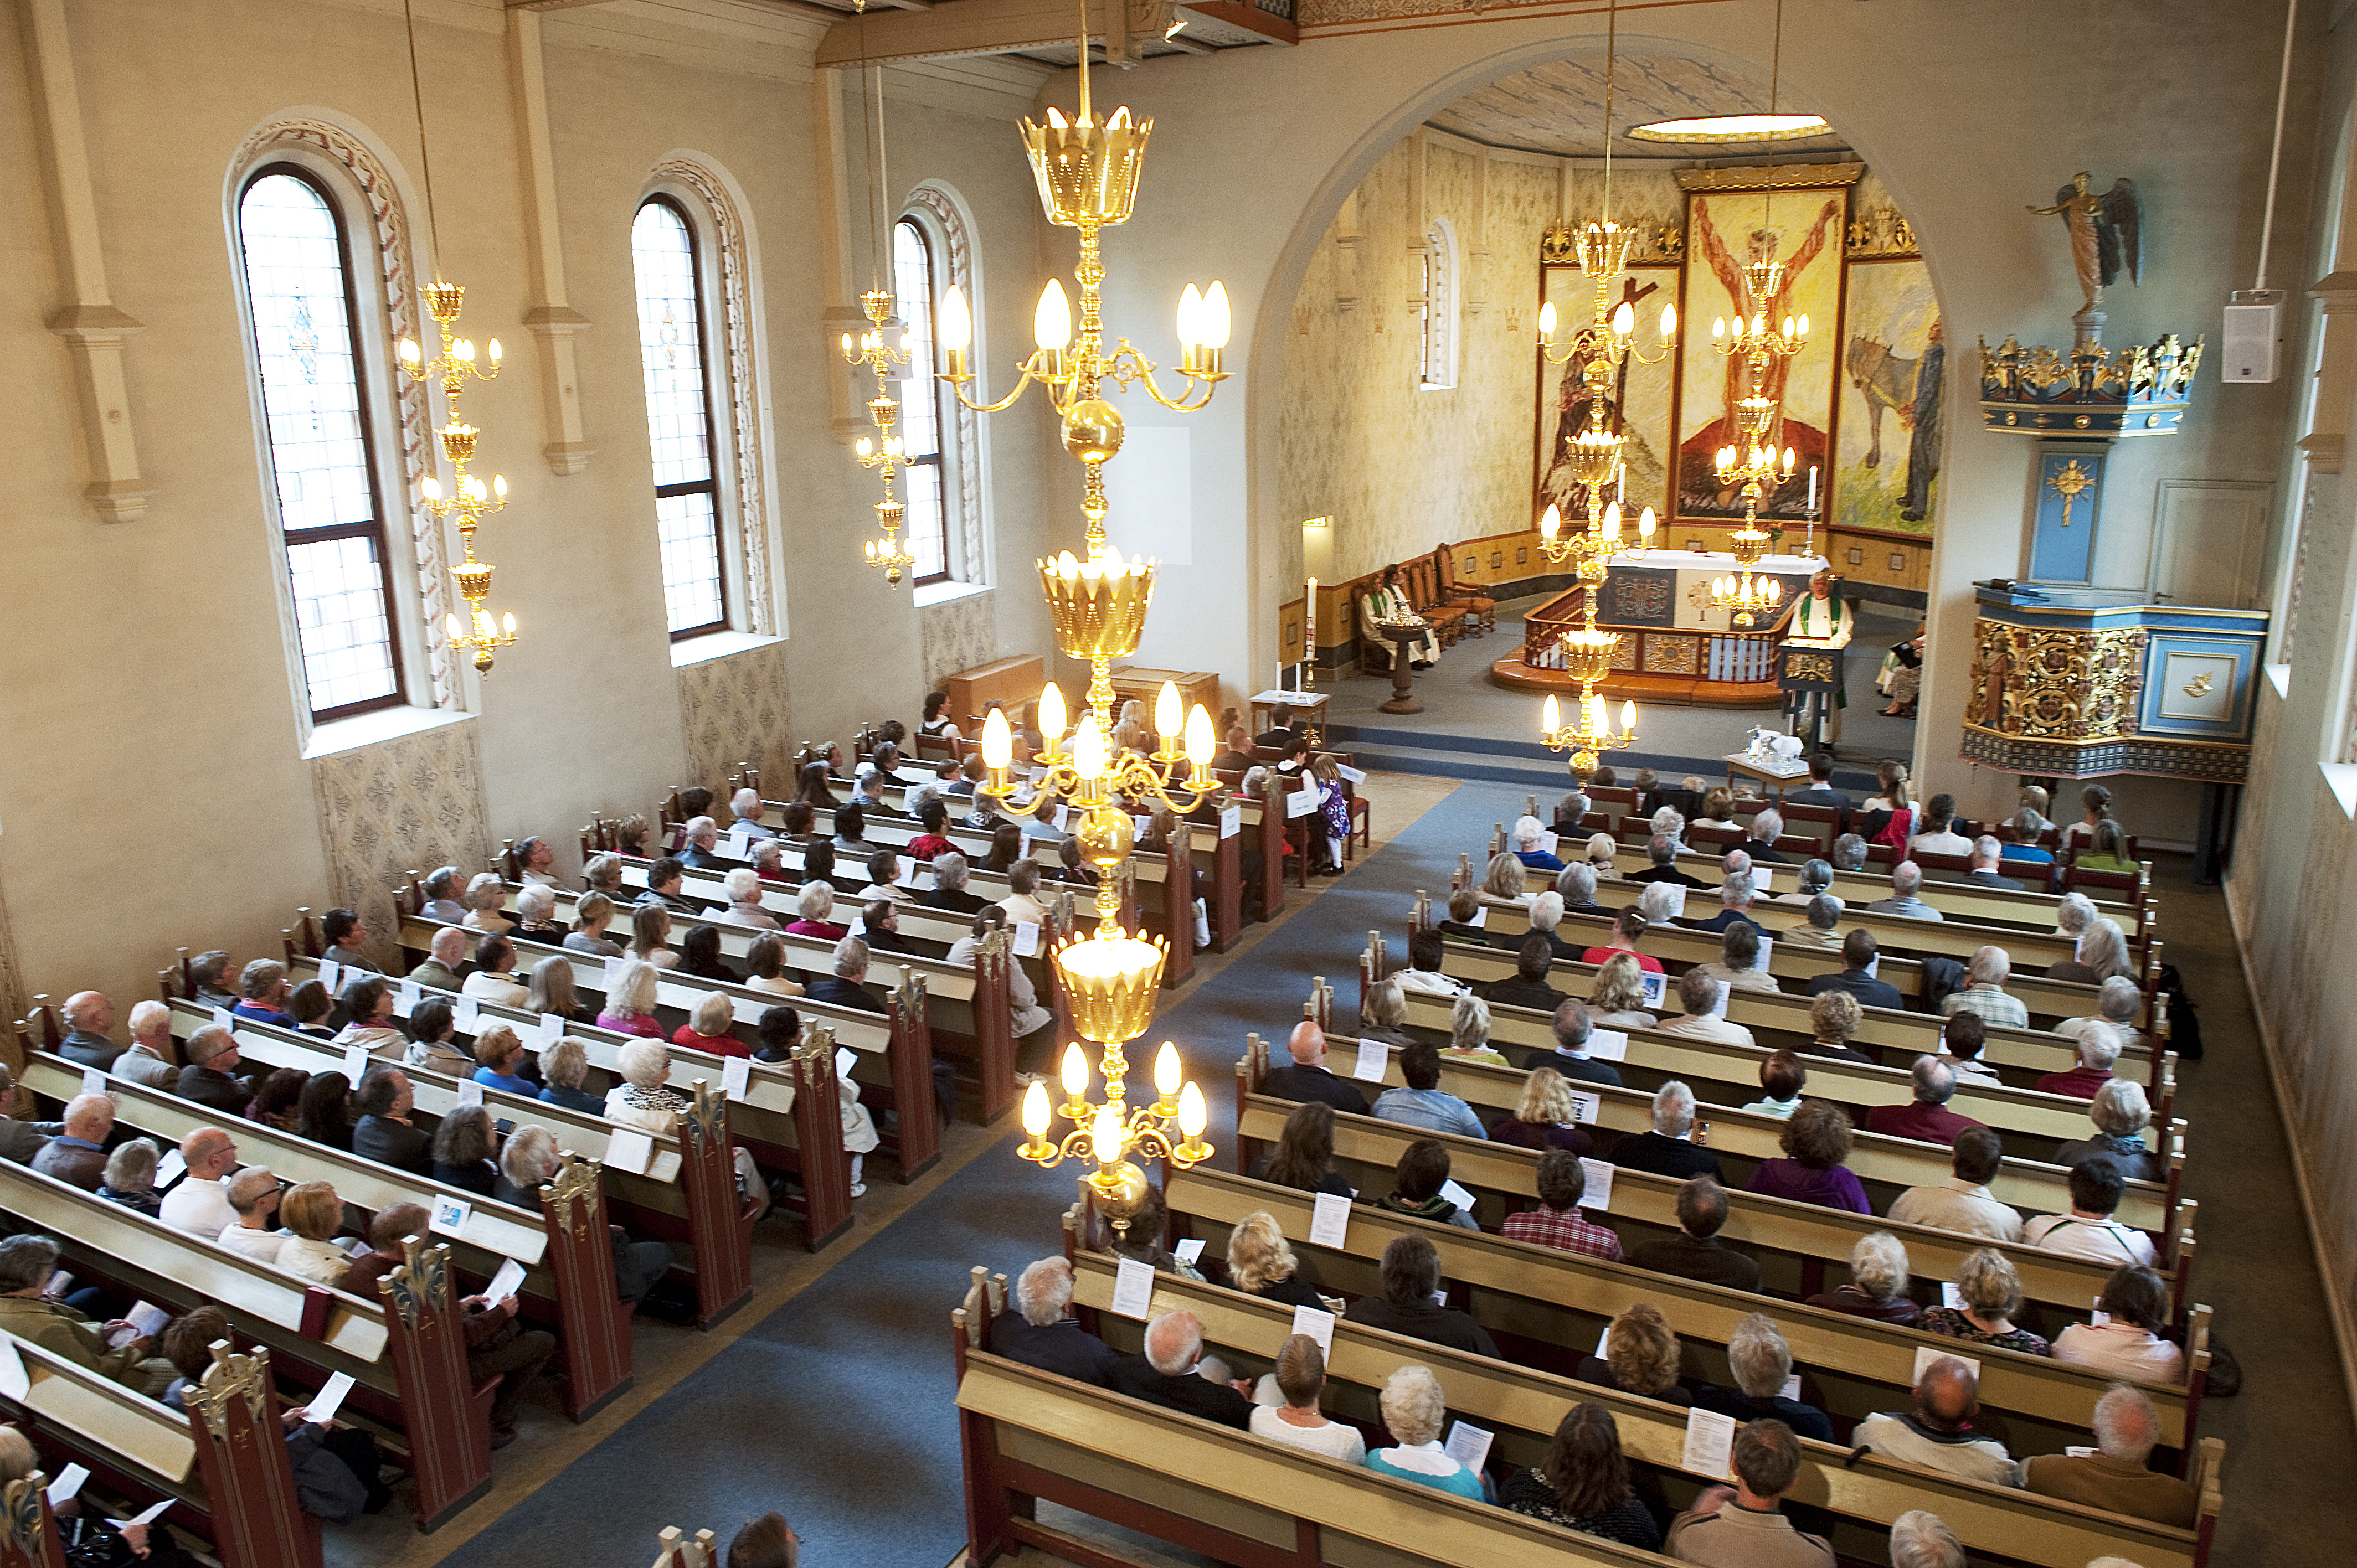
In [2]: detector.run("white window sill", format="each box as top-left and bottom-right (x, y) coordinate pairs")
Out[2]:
(671, 630), (784, 669)
(2325, 761), (2357, 821)
(2266, 662), (2290, 698)
(303, 704), (474, 761)
(913, 581), (991, 609)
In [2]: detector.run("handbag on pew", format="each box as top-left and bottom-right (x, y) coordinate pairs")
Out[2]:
(2154, 962), (2203, 1060)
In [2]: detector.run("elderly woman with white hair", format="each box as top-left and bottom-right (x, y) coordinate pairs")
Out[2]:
(1649, 803), (1686, 845)
(1363, 1365), (1488, 1498)
(2057, 974), (2143, 1044)
(1783, 892), (1845, 952)
(1942, 945), (2027, 1028)
(1886, 1510), (1966, 1568)
(1584, 832), (1619, 876)
(1553, 860), (1607, 915)
(1779, 859), (1835, 907)
(1806, 1231), (1920, 1326)
(2053, 916), (2133, 985)
(2036, 1019), (2123, 1100)
(2051, 890), (2098, 941)
(460, 871), (515, 935)
(2051, 1079), (2163, 1182)
(1524, 891), (1577, 959)
(1512, 814), (1565, 871)
(1694, 1313), (1833, 1440)
(511, 883), (565, 942)
(604, 1040), (688, 1135)
(720, 867), (778, 930)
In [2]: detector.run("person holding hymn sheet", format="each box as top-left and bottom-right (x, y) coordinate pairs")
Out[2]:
(1363, 1365), (1485, 1497)
(1487, 1066), (1592, 1154)
(1373, 1139), (1480, 1231)
(2054, 1264), (2183, 1383)
(1109, 1310), (1254, 1430)
(1918, 1247), (2049, 1356)
(1695, 1314), (1833, 1440)
(1225, 1210), (1327, 1311)
(1663, 1418), (1833, 1568)
(2024, 1384), (2198, 1526)
(1804, 1231), (1920, 1326)
(1501, 1149), (1620, 1260)
(1614, 1081), (1721, 1181)
(1855, 1355), (2023, 1487)
(1577, 1301), (1690, 1404)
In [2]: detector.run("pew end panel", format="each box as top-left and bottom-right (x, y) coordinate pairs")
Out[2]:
(532, 1152), (636, 1422)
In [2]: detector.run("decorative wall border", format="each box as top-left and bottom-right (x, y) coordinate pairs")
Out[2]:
(1957, 726), (2250, 782)
(652, 159), (775, 635)
(229, 118), (457, 708)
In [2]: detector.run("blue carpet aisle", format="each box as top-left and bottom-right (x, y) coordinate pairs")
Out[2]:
(426, 779), (1521, 1568)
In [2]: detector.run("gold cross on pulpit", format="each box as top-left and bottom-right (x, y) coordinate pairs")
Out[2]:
(2047, 458), (2094, 527)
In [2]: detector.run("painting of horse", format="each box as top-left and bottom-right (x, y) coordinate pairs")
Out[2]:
(1846, 334), (1921, 468)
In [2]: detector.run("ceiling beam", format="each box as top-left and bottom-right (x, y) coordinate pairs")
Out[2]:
(1176, 1), (1294, 44)
(817, 0), (1122, 66)
(506, 1), (620, 12)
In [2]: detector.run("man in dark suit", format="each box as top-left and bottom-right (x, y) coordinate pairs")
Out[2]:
(1690, 880), (1763, 935)
(1613, 1081), (1723, 1180)
(1211, 722), (1258, 775)
(920, 853), (992, 915)
(1962, 835), (2028, 893)
(1434, 888), (1491, 945)
(680, 816), (727, 870)
(1784, 752), (1850, 811)
(177, 1027), (252, 1115)
(858, 900), (921, 956)
(55, 992), (122, 1070)
(353, 1067), (431, 1174)
(1109, 1311), (1254, 1429)
(993, 1257), (1120, 1387)
(1741, 807), (1792, 864)
(805, 938), (889, 1014)
(1482, 934), (1572, 1016)
(1627, 1177), (1761, 1292)
(1253, 714), (1304, 751)
(1536, 998), (1622, 1086)
(1262, 1022), (1369, 1116)
(1802, 930), (1907, 1012)
(1627, 834), (1710, 889)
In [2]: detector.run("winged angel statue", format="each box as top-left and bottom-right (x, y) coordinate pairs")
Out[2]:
(2028, 172), (2141, 316)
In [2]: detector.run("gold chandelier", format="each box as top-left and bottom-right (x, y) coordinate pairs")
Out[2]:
(841, 287), (918, 584)
(397, 0), (514, 674)
(948, 0), (1223, 1214)
(400, 282), (516, 673)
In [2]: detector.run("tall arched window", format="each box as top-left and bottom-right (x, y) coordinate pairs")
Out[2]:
(235, 165), (405, 722)
(893, 216), (951, 586)
(1418, 219), (1457, 391)
(632, 197), (727, 637)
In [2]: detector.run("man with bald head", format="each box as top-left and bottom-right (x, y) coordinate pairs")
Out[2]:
(158, 1128), (241, 1236)
(57, 993), (121, 1069)
(1261, 1021), (1368, 1116)
(1864, 1056), (1986, 1147)
(1856, 1355), (2023, 1487)
(29, 1095), (112, 1191)
(406, 925), (471, 993)
(1109, 1310), (1254, 1429)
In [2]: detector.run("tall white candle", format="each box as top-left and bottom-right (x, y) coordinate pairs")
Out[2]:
(1304, 577), (1316, 690)
(1806, 464), (1819, 516)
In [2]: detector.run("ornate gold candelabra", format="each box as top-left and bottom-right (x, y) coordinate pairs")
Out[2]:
(840, 288), (918, 584)
(955, 0), (1224, 1204)
(1535, 218), (1674, 572)
(399, 280), (515, 672)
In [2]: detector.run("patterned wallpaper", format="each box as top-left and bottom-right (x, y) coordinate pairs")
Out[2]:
(0, 890), (27, 1025)
(677, 639), (798, 799)
(308, 720), (493, 973)
(920, 590), (1000, 692)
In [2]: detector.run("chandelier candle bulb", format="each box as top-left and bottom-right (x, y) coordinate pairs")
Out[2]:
(1154, 680), (1183, 746)
(1538, 300), (1558, 342)
(1540, 503), (1562, 540)
(1204, 282), (1230, 348)
(1612, 301), (1635, 337)
(1034, 279), (1073, 356)
(1621, 700), (1638, 731)
(1039, 682), (1068, 757)
(1661, 303), (1677, 337)
(1183, 704), (1214, 773)
(1544, 694), (1561, 731)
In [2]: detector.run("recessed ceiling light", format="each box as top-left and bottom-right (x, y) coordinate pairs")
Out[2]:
(1626, 114), (1833, 143)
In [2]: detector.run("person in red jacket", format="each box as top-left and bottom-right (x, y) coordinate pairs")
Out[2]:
(1865, 1056), (1987, 1147)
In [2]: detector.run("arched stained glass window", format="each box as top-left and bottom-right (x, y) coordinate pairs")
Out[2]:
(236, 166), (405, 721)
(633, 197), (727, 637)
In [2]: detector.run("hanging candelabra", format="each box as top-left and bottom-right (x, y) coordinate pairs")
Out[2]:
(841, 288), (918, 583)
(944, 0), (1226, 1214)
(399, 282), (516, 672)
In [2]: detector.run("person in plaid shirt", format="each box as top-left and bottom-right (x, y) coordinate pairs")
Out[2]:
(1501, 1149), (1622, 1261)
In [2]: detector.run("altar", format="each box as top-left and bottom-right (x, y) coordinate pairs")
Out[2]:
(1493, 551), (1826, 707)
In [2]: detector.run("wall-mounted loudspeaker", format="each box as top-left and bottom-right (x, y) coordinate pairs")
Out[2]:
(2220, 293), (2284, 383)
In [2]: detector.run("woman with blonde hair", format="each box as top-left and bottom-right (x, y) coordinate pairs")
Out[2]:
(1481, 850), (1532, 905)
(1488, 1066), (1593, 1156)
(471, 1023), (535, 1095)
(527, 954), (587, 1023)
(605, 1040), (688, 1135)
(1804, 988), (1874, 1064)
(276, 1182), (352, 1287)
(1443, 993), (1509, 1066)
(630, 902), (677, 968)
(460, 871), (515, 935)
(1584, 832), (1619, 876)
(1357, 977), (1414, 1048)
(1589, 951), (1658, 1029)
(536, 1038), (605, 1115)
(1694, 786), (1736, 829)
(1919, 1247), (2050, 1355)
(581, 853), (625, 895)
(1579, 1301), (1688, 1403)
(1226, 1210), (1324, 1309)
(596, 959), (665, 1038)
(564, 893), (624, 958)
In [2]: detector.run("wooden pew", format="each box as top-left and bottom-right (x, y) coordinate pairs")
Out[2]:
(0, 1331), (320, 1568)
(1158, 1165), (2212, 1458)
(178, 1003), (765, 1327)
(1445, 894), (2159, 1035)
(388, 909), (974, 1145)
(1424, 936), (2162, 1091)
(1058, 1251), (2225, 1568)
(1229, 1086), (2163, 1318)
(0, 1132), (496, 1529)
(1247, 1025), (2174, 1237)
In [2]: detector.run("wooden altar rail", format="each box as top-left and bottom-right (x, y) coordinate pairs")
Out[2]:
(1513, 585), (1784, 702)
(1152, 1165), (2209, 1464)
(1057, 1253), (2223, 1568)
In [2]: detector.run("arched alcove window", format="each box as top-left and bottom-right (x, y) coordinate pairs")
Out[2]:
(632, 196), (728, 637)
(902, 184), (985, 586)
(234, 164), (407, 723)
(893, 216), (950, 586)
(1419, 218), (1458, 391)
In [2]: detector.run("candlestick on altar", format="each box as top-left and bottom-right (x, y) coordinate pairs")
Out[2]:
(1303, 577), (1316, 691)
(1804, 466), (1820, 559)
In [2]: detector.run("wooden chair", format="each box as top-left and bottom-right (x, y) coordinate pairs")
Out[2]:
(1430, 541), (1495, 635)
(1398, 556), (1468, 646)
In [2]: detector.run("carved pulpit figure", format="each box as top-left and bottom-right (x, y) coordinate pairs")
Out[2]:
(2028, 172), (2140, 347)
